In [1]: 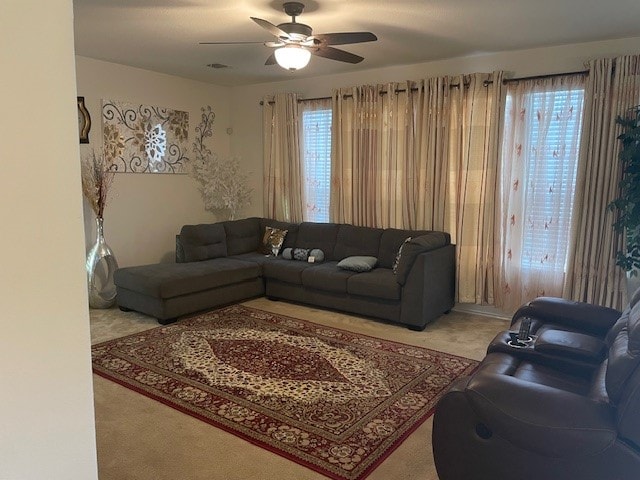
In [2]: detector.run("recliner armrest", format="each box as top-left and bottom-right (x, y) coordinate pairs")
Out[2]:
(512, 297), (621, 336)
(465, 372), (616, 457)
(535, 330), (607, 364)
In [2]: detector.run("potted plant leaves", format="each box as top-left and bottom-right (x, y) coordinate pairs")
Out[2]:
(608, 105), (640, 295)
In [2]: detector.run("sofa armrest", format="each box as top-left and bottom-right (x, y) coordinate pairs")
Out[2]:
(465, 372), (616, 457)
(395, 233), (450, 285)
(512, 297), (621, 337)
(176, 234), (186, 263)
(400, 244), (455, 329)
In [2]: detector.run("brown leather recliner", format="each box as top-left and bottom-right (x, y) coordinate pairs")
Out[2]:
(509, 287), (640, 339)
(432, 293), (640, 480)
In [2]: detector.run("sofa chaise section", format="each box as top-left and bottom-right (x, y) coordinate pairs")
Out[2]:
(114, 258), (263, 324)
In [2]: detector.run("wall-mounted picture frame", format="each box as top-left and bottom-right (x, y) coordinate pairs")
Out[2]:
(78, 96), (91, 144)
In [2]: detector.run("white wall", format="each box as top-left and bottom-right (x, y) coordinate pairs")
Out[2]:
(0, 1), (98, 479)
(75, 56), (234, 266)
(230, 36), (640, 216)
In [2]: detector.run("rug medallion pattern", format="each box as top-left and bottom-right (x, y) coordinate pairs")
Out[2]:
(92, 305), (477, 480)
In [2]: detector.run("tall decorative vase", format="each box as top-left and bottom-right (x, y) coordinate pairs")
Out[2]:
(86, 216), (119, 308)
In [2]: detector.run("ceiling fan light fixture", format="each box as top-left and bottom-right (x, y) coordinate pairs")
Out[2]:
(274, 45), (311, 71)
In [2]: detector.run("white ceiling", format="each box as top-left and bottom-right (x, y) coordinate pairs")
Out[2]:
(73, 0), (640, 87)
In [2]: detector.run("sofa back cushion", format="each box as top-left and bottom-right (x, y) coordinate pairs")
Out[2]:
(333, 225), (383, 260)
(295, 222), (340, 261)
(260, 218), (299, 249)
(179, 223), (227, 262)
(223, 217), (261, 255)
(378, 228), (431, 268)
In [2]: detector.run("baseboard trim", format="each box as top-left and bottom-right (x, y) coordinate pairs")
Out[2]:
(452, 303), (511, 321)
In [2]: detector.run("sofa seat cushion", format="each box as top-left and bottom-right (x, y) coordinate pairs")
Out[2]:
(114, 258), (260, 299)
(301, 262), (356, 293)
(262, 258), (313, 284)
(512, 361), (591, 396)
(347, 268), (401, 300)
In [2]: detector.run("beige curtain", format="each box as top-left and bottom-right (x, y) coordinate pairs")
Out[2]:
(330, 73), (503, 303)
(564, 55), (640, 309)
(331, 83), (412, 228)
(448, 72), (504, 304)
(262, 93), (305, 222)
(496, 75), (586, 312)
(409, 77), (454, 231)
(380, 82), (413, 229)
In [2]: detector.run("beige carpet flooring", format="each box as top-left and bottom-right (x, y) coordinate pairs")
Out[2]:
(90, 298), (509, 480)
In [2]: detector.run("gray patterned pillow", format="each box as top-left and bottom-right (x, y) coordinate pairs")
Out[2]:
(309, 248), (325, 263)
(282, 247), (324, 262)
(293, 248), (310, 261)
(337, 256), (378, 272)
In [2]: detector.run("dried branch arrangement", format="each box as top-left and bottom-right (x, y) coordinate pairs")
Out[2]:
(81, 149), (114, 218)
(190, 106), (252, 220)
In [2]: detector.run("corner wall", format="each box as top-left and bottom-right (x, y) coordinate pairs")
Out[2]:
(0, 1), (98, 478)
(75, 56), (233, 266)
(230, 36), (640, 217)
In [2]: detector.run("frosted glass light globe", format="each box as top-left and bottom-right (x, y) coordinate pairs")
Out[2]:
(274, 46), (311, 71)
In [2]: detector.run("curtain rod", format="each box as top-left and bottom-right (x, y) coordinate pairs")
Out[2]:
(258, 69), (589, 105)
(501, 69), (588, 84)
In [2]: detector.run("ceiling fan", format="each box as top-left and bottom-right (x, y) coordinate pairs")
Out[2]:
(200, 2), (377, 71)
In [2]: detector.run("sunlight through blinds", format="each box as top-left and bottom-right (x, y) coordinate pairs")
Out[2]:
(301, 108), (332, 222)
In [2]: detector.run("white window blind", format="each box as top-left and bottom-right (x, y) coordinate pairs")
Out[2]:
(514, 88), (585, 272)
(301, 108), (332, 223)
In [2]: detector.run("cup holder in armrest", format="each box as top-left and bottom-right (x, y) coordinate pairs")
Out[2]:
(487, 331), (537, 354)
(507, 336), (534, 348)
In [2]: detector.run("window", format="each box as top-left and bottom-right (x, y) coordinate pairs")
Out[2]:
(498, 76), (585, 308)
(519, 89), (584, 271)
(301, 106), (332, 222)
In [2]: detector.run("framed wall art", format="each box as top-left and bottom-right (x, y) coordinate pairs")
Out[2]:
(102, 100), (189, 174)
(77, 96), (91, 144)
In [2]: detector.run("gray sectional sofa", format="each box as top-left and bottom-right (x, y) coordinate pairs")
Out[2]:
(114, 217), (455, 330)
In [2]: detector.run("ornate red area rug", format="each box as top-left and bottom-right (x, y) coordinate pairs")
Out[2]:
(92, 305), (477, 480)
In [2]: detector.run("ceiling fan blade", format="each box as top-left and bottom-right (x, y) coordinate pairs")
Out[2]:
(264, 41), (286, 48)
(311, 32), (377, 46)
(308, 46), (364, 64)
(199, 41), (266, 45)
(251, 17), (290, 40)
(265, 53), (277, 66)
